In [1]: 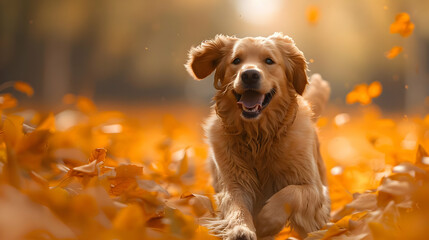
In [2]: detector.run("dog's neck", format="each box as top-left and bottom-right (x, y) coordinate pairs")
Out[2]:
(214, 90), (298, 158)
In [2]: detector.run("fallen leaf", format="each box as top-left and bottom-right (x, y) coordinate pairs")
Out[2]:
(76, 96), (97, 114)
(89, 148), (107, 163)
(113, 204), (145, 231)
(0, 94), (18, 109)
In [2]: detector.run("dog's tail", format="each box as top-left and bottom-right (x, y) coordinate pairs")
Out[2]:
(303, 74), (330, 122)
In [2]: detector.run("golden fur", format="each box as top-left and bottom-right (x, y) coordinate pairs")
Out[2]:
(185, 33), (331, 240)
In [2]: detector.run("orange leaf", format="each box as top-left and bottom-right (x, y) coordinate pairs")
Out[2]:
(37, 113), (56, 132)
(2, 115), (24, 147)
(13, 81), (34, 97)
(368, 81), (383, 98)
(346, 82), (382, 105)
(321, 224), (347, 240)
(385, 46), (403, 59)
(0, 94), (18, 109)
(115, 164), (143, 178)
(346, 91), (359, 104)
(113, 204), (145, 231)
(307, 6), (320, 25)
(89, 148), (107, 163)
(76, 96), (97, 114)
(390, 12), (415, 37)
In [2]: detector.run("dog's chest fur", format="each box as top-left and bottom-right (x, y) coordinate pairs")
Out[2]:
(206, 98), (318, 212)
(239, 134), (308, 207)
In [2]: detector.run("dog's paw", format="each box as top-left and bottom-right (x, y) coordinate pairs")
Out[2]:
(255, 203), (288, 237)
(225, 225), (257, 240)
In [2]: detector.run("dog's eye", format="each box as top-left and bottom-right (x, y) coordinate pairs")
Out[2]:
(265, 58), (275, 65)
(232, 58), (241, 65)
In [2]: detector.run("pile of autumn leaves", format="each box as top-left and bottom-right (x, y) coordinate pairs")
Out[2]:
(0, 84), (217, 239)
(308, 145), (429, 240)
(1, 82), (429, 240)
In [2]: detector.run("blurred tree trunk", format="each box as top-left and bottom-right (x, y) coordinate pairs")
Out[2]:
(405, 36), (429, 115)
(43, 38), (71, 106)
(402, 0), (429, 115)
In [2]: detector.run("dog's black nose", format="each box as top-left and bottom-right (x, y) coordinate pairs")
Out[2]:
(241, 69), (260, 89)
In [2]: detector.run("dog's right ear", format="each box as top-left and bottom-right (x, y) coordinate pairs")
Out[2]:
(185, 35), (236, 80)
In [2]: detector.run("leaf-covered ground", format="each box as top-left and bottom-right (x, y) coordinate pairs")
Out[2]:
(1, 81), (429, 240)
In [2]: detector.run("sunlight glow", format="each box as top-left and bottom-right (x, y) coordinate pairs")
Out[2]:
(234, 0), (283, 25)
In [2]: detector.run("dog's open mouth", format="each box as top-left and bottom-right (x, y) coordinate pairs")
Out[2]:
(233, 88), (276, 119)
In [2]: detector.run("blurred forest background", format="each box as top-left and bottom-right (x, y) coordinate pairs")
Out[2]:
(1, 0), (429, 114)
(1, 1), (429, 239)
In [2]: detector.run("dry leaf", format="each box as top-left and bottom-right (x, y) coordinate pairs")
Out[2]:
(71, 160), (99, 176)
(113, 204), (145, 231)
(346, 82), (383, 105)
(390, 12), (415, 37)
(76, 96), (97, 114)
(0, 94), (18, 109)
(114, 164), (143, 178)
(89, 148), (107, 163)
(385, 46), (403, 59)
(307, 6), (320, 25)
(13, 81), (34, 97)
(0, 84), (428, 240)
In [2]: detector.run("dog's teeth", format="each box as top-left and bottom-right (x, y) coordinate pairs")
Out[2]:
(242, 105), (259, 113)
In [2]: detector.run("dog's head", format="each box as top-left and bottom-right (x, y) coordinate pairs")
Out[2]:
(186, 32), (308, 121)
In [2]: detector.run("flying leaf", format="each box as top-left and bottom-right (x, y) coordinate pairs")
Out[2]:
(13, 81), (34, 97)
(307, 6), (320, 25)
(76, 96), (97, 114)
(368, 81), (382, 98)
(346, 82), (383, 105)
(390, 12), (415, 37)
(385, 46), (403, 59)
(0, 94), (18, 109)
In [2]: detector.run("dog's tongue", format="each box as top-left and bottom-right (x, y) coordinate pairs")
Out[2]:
(237, 91), (265, 108)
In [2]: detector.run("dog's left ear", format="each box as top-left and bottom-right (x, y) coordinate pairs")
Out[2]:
(185, 35), (236, 80)
(270, 32), (308, 95)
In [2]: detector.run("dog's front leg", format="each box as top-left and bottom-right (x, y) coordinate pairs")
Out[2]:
(255, 184), (330, 239)
(215, 185), (257, 240)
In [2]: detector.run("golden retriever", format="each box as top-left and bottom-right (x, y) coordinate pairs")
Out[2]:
(185, 33), (331, 240)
